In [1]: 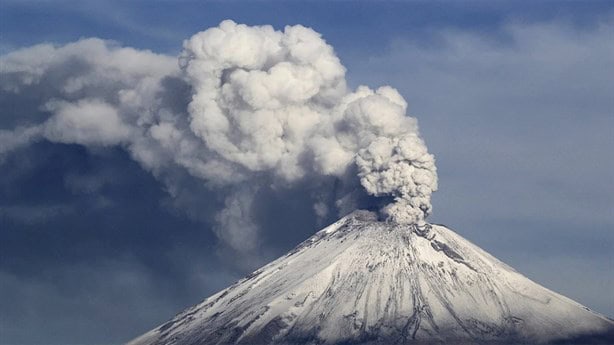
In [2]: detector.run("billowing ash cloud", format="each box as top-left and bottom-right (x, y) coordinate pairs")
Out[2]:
(357, 134), (437, 224)
(0, 20), (437, 252)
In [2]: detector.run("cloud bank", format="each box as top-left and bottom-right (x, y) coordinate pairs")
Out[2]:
(0, 20), (437, 252)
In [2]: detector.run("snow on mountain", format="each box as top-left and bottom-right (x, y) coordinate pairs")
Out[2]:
(127, 210), (614, 345)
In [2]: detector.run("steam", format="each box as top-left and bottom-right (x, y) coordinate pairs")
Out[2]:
(0, 20), (437, 252)
(178, 21), (437, 221)
(357, 134), (437, 224)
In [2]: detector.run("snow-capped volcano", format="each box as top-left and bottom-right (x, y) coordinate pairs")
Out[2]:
(127, 211), (613, 345)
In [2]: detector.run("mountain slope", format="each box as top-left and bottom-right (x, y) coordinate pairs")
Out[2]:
(127, 211), (614, 345)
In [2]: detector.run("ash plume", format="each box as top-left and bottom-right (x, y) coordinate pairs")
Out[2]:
(0, 20), (437, 252)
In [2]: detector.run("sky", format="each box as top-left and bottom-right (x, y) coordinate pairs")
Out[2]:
(1, 1), (613, 344)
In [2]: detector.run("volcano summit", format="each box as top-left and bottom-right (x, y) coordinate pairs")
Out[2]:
(127, 211), (613, 345)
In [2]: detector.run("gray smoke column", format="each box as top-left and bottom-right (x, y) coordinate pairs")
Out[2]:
(0, 20), (438, 255)
(180, 20), (437, 224)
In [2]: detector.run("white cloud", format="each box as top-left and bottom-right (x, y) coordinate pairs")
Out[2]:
(0, 21), (442, 256)
(43, 99), (131, 146)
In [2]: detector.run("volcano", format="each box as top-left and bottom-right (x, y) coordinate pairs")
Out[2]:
(127, 211), (613, 345)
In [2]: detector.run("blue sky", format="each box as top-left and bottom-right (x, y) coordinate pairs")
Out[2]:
(1, 1), (613, 344)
